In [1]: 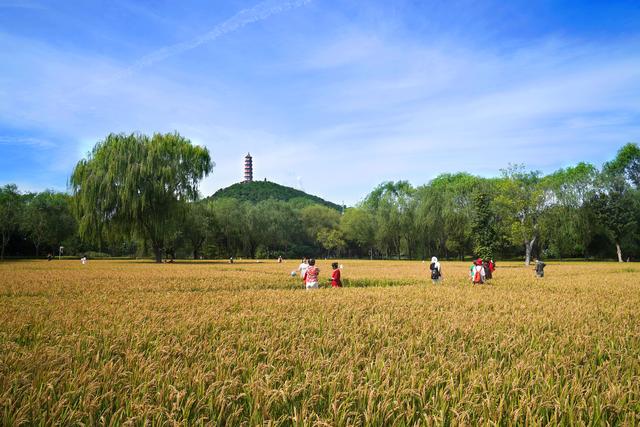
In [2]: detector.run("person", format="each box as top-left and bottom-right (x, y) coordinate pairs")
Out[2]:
(47, 253), (53, 261)
(429, 256), (442, 284)
(298, 258), (309, 283)
(483, 259), (492, 280)
(535, 259), (546, 278)
(277, 256), (283, 263)
(471, 258), (485, 285)
(490, 259), (496, 275)
(304, 258), (319, 290)
(80, 255), (87, 265)
(229, 257), (234, 264)
(330, 262), (342, 288)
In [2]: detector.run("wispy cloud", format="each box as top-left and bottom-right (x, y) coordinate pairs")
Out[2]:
(119, 0), (311, 77)
(0, 136), (54, 148)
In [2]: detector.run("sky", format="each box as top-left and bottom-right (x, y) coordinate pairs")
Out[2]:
(1, 0), (639, 205)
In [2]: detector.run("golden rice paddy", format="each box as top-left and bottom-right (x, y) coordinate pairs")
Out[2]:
(1, 259), (639, 425)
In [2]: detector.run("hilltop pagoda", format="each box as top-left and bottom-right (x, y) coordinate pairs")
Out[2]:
(243, 153), (253, 183)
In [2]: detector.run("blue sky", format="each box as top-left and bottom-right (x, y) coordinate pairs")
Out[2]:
(1, 0), (639, 205)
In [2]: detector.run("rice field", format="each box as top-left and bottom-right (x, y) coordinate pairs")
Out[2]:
(1, 259), (639, 425)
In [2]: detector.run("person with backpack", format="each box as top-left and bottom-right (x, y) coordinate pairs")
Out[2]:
(471, 258), (485, 285)
(303, 258), (319, 290)
(534, 259), (546, 278)
(429, 256), (442, 284)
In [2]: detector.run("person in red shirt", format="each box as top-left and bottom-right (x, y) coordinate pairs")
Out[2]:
(330, 262), (342, 288)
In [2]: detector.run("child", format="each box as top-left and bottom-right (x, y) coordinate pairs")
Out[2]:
(80, 255), (87, 265)
(304, 258), (319, 290)
(471, 258), (485, 285)
(429, 256), (442, 284)
(330, 262), (342, 288)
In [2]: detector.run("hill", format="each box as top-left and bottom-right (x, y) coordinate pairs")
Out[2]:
(206, 181), (342, 211)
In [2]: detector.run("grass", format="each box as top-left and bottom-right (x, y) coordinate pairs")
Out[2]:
(1, 259), (639, 425)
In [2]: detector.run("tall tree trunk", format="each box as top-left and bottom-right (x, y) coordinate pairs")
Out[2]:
(1, 233), (7, 260)
(616, 242), (623, 263)
(152, 243), (163, 263)
(524, 236), (536, 265)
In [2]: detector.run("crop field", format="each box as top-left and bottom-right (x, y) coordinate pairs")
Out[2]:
(1, 259), (640, 425)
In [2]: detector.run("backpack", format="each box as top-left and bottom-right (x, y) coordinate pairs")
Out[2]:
(473, 267), (483, 283)
(430, 263), (440, 279)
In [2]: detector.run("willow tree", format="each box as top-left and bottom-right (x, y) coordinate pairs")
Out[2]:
(70, 132), (213, 262)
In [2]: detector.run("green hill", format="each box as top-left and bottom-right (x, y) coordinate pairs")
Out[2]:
(206, 181), (342, 211)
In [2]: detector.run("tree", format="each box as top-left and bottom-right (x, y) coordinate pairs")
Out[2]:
(0, 184), (22, 260)
(363, 181), (414, 259)
(22, 191), (76, 256)
(252, 199), (302, 258)
(539, 163), (598, 258)
(317, 228), (346, 257)
(419, 173), (481, 260)
(300, 204), (341, 249)
(181, 202), (210, 259)
(340, 207), (375, 258)
(604, 142), (640, 189)
(495, 165), (544, 265)
(588, 184), (637, 262)
(471, 190), (497, 259)
(70, 132), (213, 262)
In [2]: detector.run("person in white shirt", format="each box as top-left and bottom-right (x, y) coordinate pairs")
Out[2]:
(471, 258), (486, 284)
(298, 258), (308, 285)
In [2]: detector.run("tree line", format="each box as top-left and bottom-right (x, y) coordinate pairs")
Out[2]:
(1, 133), (639, 263)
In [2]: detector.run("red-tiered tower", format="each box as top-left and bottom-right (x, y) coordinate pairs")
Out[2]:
(244, 153), (253, 182)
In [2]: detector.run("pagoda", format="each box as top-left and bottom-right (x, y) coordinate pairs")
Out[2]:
(243, 153), (253, 182)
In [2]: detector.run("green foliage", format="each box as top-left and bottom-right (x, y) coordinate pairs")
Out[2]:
(588, 186), (637, 262)
(0, 184), (22, 260)
(209, 180), (341, 211)
(416, 173), (481, 260)
(362, 181), (415, 259)
(4, 142), (640, 262)
(604, 142), (640, 188)
(70, 132), (212, 262)
(471, 191), (496, 259)
(495, 165), (545, 265)
(539, 163), (598, 258)
(300, 204), (341, 243)
(22, 191), (77, 256)
(317, 228), (346, 256)
(340, 208), (375, 256)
